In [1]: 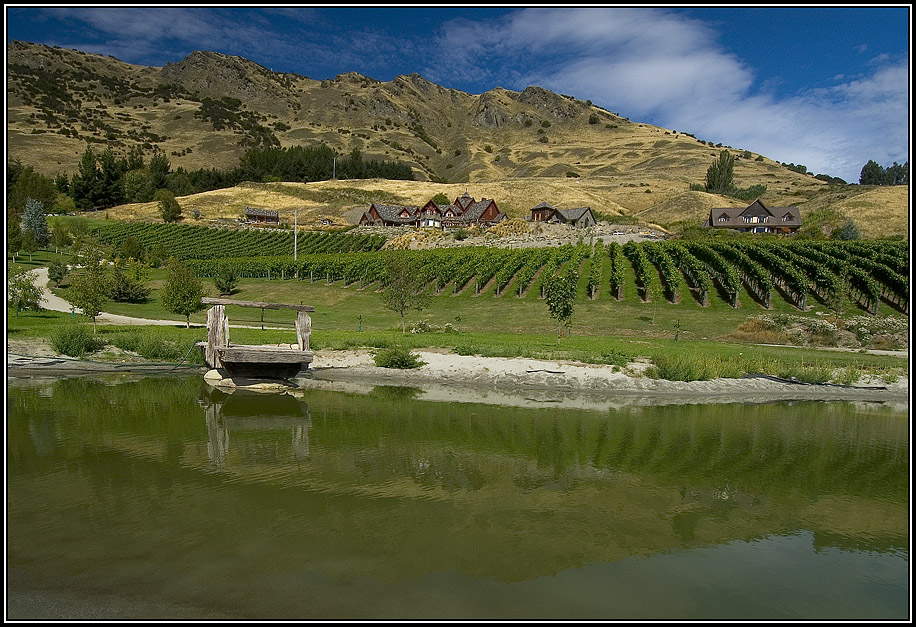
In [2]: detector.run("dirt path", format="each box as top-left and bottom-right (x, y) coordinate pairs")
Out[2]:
(34, 267), (199, 327)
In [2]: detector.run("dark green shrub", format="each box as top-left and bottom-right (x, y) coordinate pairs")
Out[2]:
(453, 343), (479, 356)
(214, 265), (239, 295)
(108, 328), (203, 363)
(374, 346), (425, 369)
(50, 323), (105, 357)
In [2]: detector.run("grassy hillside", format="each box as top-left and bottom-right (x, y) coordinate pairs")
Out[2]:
(8, 41), (829, 188)
(8, 41), (907, 237)
(94, 177), (908, 240)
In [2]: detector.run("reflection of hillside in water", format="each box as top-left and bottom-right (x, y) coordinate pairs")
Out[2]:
(6, 377), (909, 586)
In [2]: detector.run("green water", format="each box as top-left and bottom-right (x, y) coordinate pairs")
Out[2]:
(7, 375), (909, 619)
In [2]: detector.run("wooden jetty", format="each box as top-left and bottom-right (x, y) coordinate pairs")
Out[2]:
(197, 297), (314, 379)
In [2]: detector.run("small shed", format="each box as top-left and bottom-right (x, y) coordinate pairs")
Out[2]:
(244, 206), (280, 226)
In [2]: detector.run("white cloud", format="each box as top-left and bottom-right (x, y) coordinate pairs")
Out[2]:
(20, 7), (906, 182)
(429, 7), (909, 182)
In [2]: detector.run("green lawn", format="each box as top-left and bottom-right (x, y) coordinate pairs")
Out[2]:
(8, 251), (909, 382)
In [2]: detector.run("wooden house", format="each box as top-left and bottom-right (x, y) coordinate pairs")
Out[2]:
(358, 192), (506, 229)
(703, 199), (801, 234)
(528, 202), (596, 228)
(244, 206), (280, 226)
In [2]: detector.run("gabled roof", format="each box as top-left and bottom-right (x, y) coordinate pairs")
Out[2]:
(557, 207), (592, 222)
(244, 206), (279, 218)
(532, 204), (592, 223)
(461, 198), (498, 222)
(707, 199), (801, 227)
(531, 201), (556, 211)
(370, 203), (420, 224)
(455, 192), (475, 209)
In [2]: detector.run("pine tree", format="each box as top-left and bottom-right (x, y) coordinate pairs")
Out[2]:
(859, 160), (885, 185)
(97, 148), (124, 209)
(71, 146), (101, 211)
(109, 258), (151, 302)
(149, 152), (171, 190)
(885, 161), (909, 185)
(21, 197), (50, 247)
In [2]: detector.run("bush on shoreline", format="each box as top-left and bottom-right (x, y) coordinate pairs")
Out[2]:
(374, 346), (425, 369)
(50, 323), (106, 357)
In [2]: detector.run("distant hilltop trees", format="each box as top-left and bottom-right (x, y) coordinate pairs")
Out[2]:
(859, 160), (909, 186)
(6, 143), (414, 215)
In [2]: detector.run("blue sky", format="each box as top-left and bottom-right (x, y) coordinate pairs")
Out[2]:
(6, 6), (910, 182)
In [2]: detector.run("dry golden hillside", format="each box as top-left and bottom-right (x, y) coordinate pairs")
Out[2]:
(9, 41), (907, 238)
(811, 185), (909, 239)
(635, 191), (746, 227)
(8, 40), (824, 190)
(101, 178), (908, 240)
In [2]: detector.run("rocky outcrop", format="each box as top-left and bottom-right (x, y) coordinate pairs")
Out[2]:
(515, 86), (584, 120)
(472, 89), (513, 128)
(161, 50), (293, 103)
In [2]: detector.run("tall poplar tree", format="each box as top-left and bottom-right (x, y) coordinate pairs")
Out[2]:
(705, 150), (735, 194)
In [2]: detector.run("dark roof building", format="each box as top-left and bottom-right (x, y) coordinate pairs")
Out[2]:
(359, 194), (506, 229)
(529, 203), (596, 228)
(244, 206), (280, 225)
(703, 199), (801, 234)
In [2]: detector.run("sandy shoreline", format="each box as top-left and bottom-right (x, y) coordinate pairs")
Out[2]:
(304, 348), (909, 406)
(9, 340), (908, 407)
(12, 266), (908, 405)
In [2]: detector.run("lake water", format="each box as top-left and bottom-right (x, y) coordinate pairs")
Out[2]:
(7, 375), (909, 619)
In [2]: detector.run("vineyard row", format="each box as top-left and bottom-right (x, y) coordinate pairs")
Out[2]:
(184, 240), (908, 314)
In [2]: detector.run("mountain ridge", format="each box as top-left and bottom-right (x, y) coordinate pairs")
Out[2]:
(6, 41), (908, 238)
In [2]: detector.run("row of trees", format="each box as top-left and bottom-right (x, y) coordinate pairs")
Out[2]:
(7, 142), (415, 217)
(380, 250), (580, 342)
(46, 246), (205, 329)
(698, 151), (909, 197)
(859, 160), (908, 186)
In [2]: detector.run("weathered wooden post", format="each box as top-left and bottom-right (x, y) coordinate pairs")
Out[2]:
(205, 304), (229, 369)
(295, 311), (311, 351)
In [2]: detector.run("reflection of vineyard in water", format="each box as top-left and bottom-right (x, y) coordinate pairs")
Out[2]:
(9, 377), (907, 566)
(84, 220), (908, 313)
